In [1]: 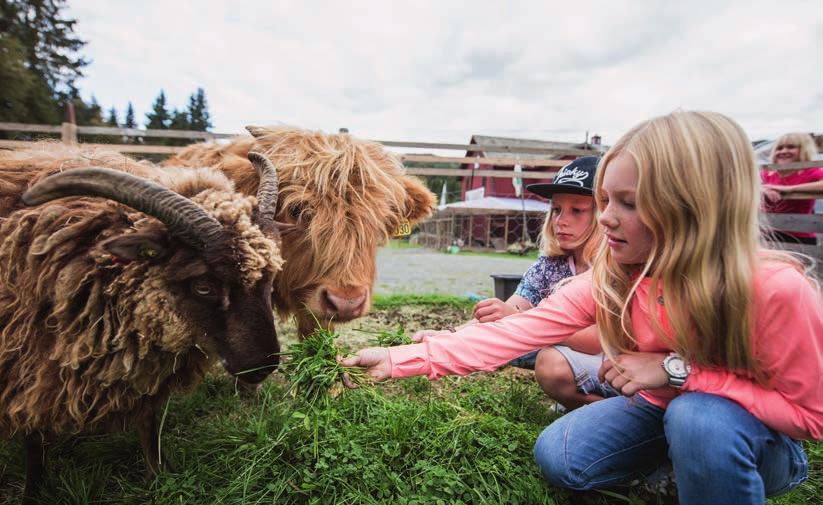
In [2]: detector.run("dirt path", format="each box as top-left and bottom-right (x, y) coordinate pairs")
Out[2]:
(374, 247), (535, 297)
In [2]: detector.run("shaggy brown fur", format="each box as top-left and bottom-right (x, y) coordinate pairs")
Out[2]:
(166, 126), (436, 335)
(0, 144), (283, 499)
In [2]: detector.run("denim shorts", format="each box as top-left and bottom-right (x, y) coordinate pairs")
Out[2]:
(510, 346), (617, 398)
(554, 346), (618, 398)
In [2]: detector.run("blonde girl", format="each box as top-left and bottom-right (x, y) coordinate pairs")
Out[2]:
(345, 111), (821, 504)
(761, 132), (823, 244)
(416, 157), (609, 410)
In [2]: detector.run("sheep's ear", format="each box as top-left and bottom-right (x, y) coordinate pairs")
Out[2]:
(101, 233), (170, 263)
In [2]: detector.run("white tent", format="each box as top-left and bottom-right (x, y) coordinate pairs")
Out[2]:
(443, 196), (550, 213)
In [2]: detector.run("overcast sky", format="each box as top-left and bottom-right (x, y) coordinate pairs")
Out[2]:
(68, 0), (822, 148)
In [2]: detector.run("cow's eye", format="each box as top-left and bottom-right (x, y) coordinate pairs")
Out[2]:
(191, 279), (218, 298)
(289, 204), (303, 219)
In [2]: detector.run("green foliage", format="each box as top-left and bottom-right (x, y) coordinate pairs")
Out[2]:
(143, 88), (213, 146)
(372, 293), (476, 310)
(0, 0), (87, 127)
(356, 324), (414, 347)
(123, 102), (136, 128)
(404, 160), (463, 205)
(0, 33), (58, 125)
(278, 327), (367, 408)
(0, 306), (819, 505)
(104, 106), (118, 127)
(186, 87), (211, 131)
(0, 0), (88, 96)
(145, 90), (171, 130)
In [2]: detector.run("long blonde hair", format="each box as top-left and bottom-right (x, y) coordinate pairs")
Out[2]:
(593, 111), (770, 374)
(540, 197), (602, 268)
(770, 132), (818, 163)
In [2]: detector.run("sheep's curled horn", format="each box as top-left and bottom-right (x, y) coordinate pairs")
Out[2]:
(21, 168), (224, 249)
(247, 151), (281, 239)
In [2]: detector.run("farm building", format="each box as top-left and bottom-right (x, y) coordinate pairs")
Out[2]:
(418, 134), (605, 252)
(460, 134), (604, 199)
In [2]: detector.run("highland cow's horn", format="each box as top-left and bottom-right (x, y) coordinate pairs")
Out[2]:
(245, 125), (267, 139)
(22, 168), (223, 249)
(247, 152), (280, 237)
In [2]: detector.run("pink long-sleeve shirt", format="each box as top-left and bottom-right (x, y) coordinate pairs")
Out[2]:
(389, 262), (823, 440)
(761, 166), (823, 240)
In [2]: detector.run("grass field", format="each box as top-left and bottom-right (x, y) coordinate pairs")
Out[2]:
(0, 297), (819, 504)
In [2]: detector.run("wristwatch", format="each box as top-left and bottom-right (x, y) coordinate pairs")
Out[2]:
(662, 353), (692, 388)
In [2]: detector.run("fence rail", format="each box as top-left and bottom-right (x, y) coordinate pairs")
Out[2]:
(1, 120), (821, 189)
(1, 121), (822, 274)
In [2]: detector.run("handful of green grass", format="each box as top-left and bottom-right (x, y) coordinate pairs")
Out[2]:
(278, 327), (368, 406)
(355, 324), (413, 347)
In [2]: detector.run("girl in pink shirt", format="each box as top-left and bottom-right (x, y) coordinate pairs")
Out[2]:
(761, 132), (823, 244)
(345, 111), (821, 504)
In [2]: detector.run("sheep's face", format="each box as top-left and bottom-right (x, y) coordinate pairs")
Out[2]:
(166, 248), (280, 385)
(103, 199), (283, 384)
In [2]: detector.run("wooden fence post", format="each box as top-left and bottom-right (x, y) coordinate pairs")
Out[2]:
(61, 101), (77, 145)
(61, 122), (78, 145)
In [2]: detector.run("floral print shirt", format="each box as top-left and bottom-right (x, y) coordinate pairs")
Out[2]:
(513, 255), (574, 306)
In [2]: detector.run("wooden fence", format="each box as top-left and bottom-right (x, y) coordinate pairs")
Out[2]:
(1, 121), (821, 274)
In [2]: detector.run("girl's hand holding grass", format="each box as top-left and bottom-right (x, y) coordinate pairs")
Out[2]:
(599, 352), (669, 396)
(340, 348), (392, 383)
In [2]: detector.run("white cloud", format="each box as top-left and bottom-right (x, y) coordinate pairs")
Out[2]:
(69, 0), (823, 148)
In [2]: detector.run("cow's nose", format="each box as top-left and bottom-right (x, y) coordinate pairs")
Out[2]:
(322, 287), (368, 319)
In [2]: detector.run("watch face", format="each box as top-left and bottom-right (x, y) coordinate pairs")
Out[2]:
(665, 356), (688, 378)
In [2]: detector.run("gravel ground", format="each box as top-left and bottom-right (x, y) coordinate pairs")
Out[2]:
(374, 247), (535, 297)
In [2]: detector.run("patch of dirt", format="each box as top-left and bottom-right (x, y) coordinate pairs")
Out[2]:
(277, 304), (473, 351)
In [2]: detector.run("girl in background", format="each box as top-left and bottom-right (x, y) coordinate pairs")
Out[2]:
(345, 111), (821, 504)
(761, 132), (823, 244)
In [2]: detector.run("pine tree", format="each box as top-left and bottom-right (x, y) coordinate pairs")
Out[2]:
(123, 102), (139, 144)
(187, 87), (212, 131)
(167, 108), (190, 145)
(145, 90), (170, 130)
(75, 94), (103, 125)
(105, 106), (118, 127)
(123, 102), (136, 128)
(0, 0), (88, 98)
(0, 0), (87, 125)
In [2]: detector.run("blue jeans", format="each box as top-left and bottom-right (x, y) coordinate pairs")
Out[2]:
(533, 393), (808, 504)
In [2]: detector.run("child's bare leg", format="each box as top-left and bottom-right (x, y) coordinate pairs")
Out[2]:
(535, 348), (604, 410)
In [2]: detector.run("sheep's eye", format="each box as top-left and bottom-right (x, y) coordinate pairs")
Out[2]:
(192, 280), (217, 297)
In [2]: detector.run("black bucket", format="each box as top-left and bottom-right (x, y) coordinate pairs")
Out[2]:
(490, 274), (523, 301)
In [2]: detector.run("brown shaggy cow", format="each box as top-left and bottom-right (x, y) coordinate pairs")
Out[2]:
(166, 126), (436, 336)
(0, 144), (284, 503)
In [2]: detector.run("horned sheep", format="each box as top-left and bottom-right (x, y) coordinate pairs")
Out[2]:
(166, 126), (437, 337)
(0, 144), (284, 503)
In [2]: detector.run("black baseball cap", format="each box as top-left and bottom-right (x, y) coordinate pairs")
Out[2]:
(526, 156), (599, 199)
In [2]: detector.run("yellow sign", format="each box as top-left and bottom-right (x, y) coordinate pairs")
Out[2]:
(392, 218), (412, 237)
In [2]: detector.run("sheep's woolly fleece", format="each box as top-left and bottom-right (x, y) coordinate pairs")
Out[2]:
(0, 144), (283, 436)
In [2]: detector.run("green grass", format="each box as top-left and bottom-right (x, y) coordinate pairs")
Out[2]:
(0, 300), (820, 504)
(372, 293), (477, 310)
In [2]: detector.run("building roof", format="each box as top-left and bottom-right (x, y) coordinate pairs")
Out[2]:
(467, 134), (605, 161)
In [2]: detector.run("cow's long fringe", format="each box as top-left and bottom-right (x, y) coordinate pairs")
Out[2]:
(167, 126), (436, 317)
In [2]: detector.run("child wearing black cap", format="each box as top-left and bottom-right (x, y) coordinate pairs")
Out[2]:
(414, 156), (613, 411)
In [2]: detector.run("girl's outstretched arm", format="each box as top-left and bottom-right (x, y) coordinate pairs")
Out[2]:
(386, 272), (596, 380)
